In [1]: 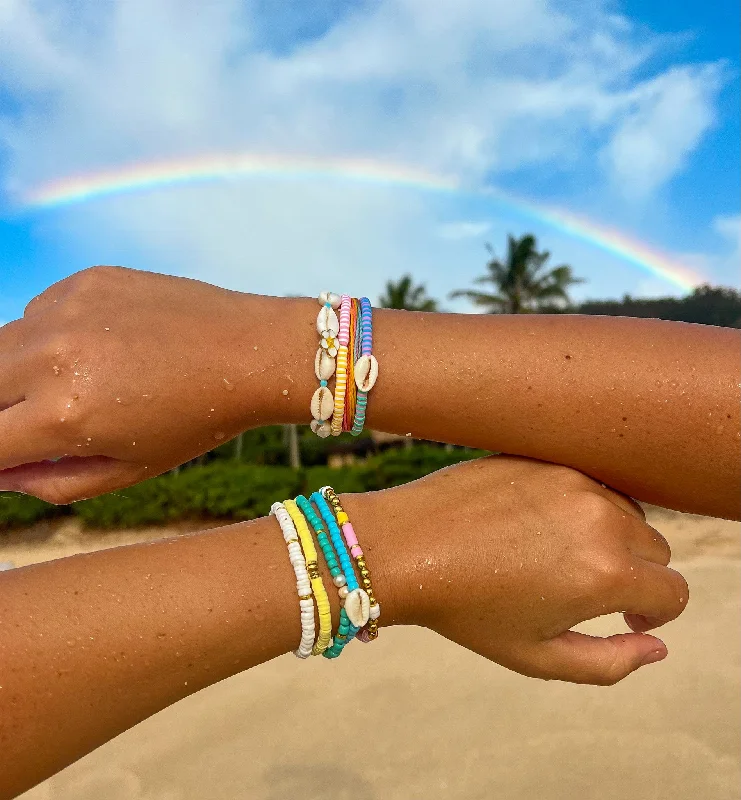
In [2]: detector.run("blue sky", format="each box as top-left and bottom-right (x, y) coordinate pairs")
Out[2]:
(0, 0), (739, 325)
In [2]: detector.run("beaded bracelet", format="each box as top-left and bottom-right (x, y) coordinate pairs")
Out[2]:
(270, 502), (315, 658)
(283, 499), (333, 655)
(343, 298), (359, 432)
(311, 490), (372, 652)
(311, 291), (342, 439)
(351, 297), (378, 437)
(330, 294), (352, 436)
(321, 486), (380, 641)
(296, 495), (368, 659)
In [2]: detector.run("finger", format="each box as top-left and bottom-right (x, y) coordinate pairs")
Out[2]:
(0, 400), (61, 468)
(626, 521), (671, 566)
(617, 559), (689, 632)
(533, 630), (668, 685)
(0, 317), (43, 413)
(0, 456), (141, 504)
(23, 278), (72, 318)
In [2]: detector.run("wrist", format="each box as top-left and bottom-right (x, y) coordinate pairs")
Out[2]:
(219, 292), (317, 428)
(339, 488), (420, 628)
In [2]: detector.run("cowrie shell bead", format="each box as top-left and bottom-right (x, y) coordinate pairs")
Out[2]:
(314, 348), (336, 381)
(310, 386), (334, 422)
(318, 291), (342, 309)
(310, 419), (332, 438)
(345, 588), (371, 627)
(344, 589), (367, 627)
(354, 354), (379, 392)
(316, 306), (340, 336)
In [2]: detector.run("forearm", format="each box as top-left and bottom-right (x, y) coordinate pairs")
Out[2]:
(0, 494), (399, 799)
(257, 297), (740, 518)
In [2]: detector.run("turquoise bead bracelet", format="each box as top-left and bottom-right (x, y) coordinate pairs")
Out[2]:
(294, 495), (359, 659)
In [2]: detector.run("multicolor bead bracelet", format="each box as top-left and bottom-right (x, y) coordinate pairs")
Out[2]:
(272, 486), (379, 659)
(310, 292), (342, 439)
(283, 499), (333, 655)
(321, 485), (380, 641)
(270, 502), (315, 658)
(310, 292), (379, 437)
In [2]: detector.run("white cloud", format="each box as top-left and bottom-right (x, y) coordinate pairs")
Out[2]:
(601, 64), (724, 199)
(437, 221), (492, 240)
(0, 0), (732, 305)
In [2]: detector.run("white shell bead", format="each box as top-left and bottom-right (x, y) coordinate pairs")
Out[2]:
(354, 354), (379, 392)
(369, 603), (381, 620)
(338, 585), (350, 599)
(318, 291), (342, 309)
(310, 419), (332, 438)
(310, 387), (334, 422)
(314, 348), (336, 381)
(316, 306), (340, 336)
(358, 589), (371, 626)
(344, 588), (369, 627)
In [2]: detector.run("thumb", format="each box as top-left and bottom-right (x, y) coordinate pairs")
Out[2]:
(533, 630), (668, 685)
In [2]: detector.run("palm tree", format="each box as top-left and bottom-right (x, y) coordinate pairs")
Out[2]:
(380, 275), (438, 311)
(450, 234), (584, 313)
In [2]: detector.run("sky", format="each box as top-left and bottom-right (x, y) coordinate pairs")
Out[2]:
(0, 0), (739, 325)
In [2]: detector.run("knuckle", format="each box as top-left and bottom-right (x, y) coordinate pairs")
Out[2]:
(575, 490), (614, 523)
(587, 552), (629, 593)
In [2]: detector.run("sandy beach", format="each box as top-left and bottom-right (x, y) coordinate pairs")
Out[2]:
(3, 505), (739, 800)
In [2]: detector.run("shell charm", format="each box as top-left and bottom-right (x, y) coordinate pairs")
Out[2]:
(316, 305), (340, 337)
(344, 588), (371, 627)
(319, 331), (339, 358)
(310, 386), (334, 422)
(369, 602), (381, 620)
(310, 419), (332, 438)
(354, 354), (379, 393)
(314, 348), (336, 381)
(318, 291), (342, 309)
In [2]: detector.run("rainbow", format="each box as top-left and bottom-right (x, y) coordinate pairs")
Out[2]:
(21, 152), (705, 292)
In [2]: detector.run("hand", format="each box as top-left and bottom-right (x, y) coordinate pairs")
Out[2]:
(0, 266), (294, 503)
(359, 455), (689, 685)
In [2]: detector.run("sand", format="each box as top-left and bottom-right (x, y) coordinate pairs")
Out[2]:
(2, 506), (739, 800)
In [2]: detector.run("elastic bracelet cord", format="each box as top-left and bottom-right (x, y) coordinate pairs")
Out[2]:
(321, 486), (380, 641)
(351, 297), (377, 437)
(270, 502), (315, 659)
(311, 292), (342, 439)
(283, 499), (333, 655)
(296, 495), (368, 659)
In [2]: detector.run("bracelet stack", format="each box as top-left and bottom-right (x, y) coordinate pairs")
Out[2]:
(310, 291), (378, 438)
(271, 485), (380, 660)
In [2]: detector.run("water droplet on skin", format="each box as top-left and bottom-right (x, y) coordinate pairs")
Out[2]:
(222, 378), (235, 391)
(214, 432), (225, 440)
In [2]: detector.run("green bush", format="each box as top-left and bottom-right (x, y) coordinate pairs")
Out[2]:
(72, 463), (305, 529)
(360, 444), (488, 490)
(0, 445), (488, 530)
(0, 493), (63, 530)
